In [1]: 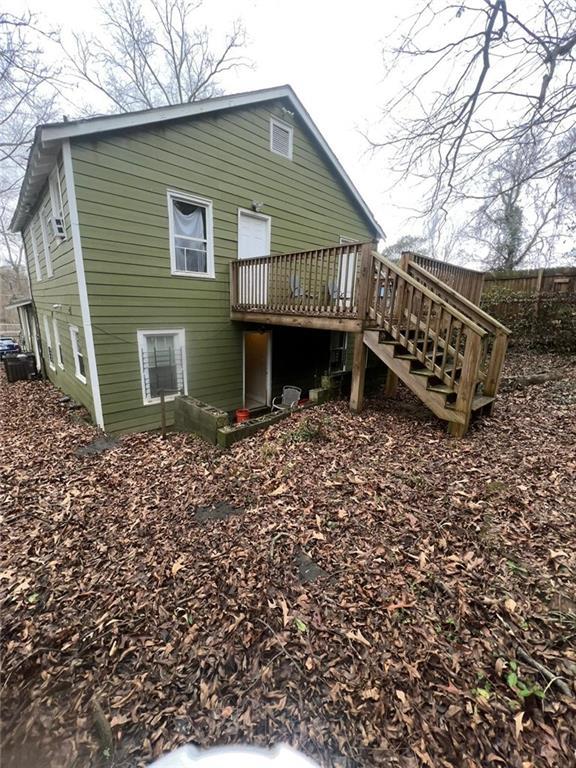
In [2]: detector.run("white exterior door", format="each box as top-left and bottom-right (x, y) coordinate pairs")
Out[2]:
(244, 331), (272, 409)
(337, 236), (357, 306)
(238, 210), (271, 304)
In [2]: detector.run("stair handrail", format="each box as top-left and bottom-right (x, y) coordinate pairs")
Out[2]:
(368, 251), (497, 434)
(370, 252), (488, 339)
(404, 259), (511, 336)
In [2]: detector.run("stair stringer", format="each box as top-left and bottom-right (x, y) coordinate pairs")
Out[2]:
(363, 330), (465, 426)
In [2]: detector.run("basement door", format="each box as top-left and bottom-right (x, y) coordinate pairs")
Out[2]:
(238, 209), (271, 304)
(244, 331), (272, 409)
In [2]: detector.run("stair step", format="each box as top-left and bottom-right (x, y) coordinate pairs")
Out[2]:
(427, 382), (454, 395)
(445, 395), (495, 411)
(395, 352), (418, 361)
(471, 395), (495, 411)
(411, 368), (435, 378)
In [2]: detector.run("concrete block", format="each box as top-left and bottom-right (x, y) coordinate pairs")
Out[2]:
(216, 409), (292, 449)
(309, 387), (332, 404)
(174, 396), (229, 444)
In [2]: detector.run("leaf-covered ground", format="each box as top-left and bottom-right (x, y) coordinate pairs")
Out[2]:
(1, 352), (575, 768)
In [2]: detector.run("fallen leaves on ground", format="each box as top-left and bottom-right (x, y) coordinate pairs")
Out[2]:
(1, 351), (575, 767)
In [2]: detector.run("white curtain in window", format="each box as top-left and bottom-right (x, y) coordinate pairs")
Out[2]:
(173, 202), (205, 240)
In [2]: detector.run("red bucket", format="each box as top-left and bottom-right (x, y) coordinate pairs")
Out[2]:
(235, 408), (250, 424)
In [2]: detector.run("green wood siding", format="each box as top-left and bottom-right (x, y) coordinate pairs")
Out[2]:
(71, 100), (376, 434)
(22, 156), (95, 419)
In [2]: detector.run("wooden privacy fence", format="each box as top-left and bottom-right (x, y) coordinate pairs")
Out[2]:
(401, 252), (485, 305)
(481, 266), (576, 352)
(483, 267), (576, 296)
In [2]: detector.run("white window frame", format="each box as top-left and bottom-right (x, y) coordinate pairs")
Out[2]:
(137, 329), (188, 406)
(49, 165), (66, 240)
(43, 316), (55, 370)
(40, 203), (53, 277)
(30, 226), (42, 281)
(167, 190), (215, 279)
(269, 117), (293, 160)
(69, 325), (87, 383)
(53, 318), (64, 369)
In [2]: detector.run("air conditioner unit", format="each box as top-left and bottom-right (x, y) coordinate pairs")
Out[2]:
(51, 216), (66, 239)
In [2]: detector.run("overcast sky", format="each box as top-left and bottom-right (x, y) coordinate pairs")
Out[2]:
(13, 0), (417, 242)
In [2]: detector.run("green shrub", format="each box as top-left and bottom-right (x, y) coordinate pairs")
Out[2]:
(284, 416), (329, 443)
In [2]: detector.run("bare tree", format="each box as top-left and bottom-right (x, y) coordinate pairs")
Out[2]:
(375, 1), (576, 215)
(0, 202), (24, 279)
(66, 0), (248, 112)
(424, 211), (470, 264)
(0, 11), (59, 300)
(382, 234), (427, 261)
(469, 139), (573, 269)
(0, 12), (59, 196)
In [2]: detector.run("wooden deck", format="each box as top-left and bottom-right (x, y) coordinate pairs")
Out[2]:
(230, 243), (510, 435)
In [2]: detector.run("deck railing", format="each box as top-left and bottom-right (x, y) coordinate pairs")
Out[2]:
(401, 252), (485, 305)
(369, 254), (490, 407)
(401, 256), (511, 398)
(230, 242), (371, 317)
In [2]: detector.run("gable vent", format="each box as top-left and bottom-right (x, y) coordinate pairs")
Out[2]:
(270, 118), (293, 159)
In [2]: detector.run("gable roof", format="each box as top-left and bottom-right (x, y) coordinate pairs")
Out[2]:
(10, 85), (384, 238)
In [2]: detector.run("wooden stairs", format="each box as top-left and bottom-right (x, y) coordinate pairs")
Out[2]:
(363, 329), (495, 433)
(354, 252), (512, 436)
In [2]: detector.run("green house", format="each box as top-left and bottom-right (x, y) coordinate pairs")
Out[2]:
(11, 85), (384, 434)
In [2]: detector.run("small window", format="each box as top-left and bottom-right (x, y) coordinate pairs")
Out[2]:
(329, 331), (348, 373)
(43, 316), (55, 370)
(137, 329), (187, 405)
(49, 166), (66, 239)
(168, 191), (214, 278)
(40, 204), (53, 277)
(270, 117), (293, 159)
(70, 325), (86, 383)
(30, 227), (42, 281)
(53, 318), (64, 369)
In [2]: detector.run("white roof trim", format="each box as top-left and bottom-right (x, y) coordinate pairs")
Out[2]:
(6, 298), (33, 310)
(11, 85), (384, 238)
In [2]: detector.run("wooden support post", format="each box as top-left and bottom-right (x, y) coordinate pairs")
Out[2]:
(531, 267), (544, 336)
(384, 368), (398, 397)
(349, 332), (368, 413)
(356, 243), (373, 322)
(399, 252), (410, 272)
(483, 330), (508, 415)
(230, 262), (238, 310)
(160, 390), (167, 439)
(448, 331), (482, 437)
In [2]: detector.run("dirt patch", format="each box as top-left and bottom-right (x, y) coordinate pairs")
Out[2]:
(295, 550), (329, 583)
(193, 501), (244, 521)
(75, 436), (120, 457)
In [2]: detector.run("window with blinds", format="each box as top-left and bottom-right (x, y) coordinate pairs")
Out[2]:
(270, 117), (293, 159)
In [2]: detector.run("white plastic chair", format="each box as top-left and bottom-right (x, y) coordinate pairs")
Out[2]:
(271, 386), (302, 412)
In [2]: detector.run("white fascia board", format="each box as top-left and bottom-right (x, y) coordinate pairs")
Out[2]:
(40, 87), (295, 142)
(62, 139), (105, 430)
